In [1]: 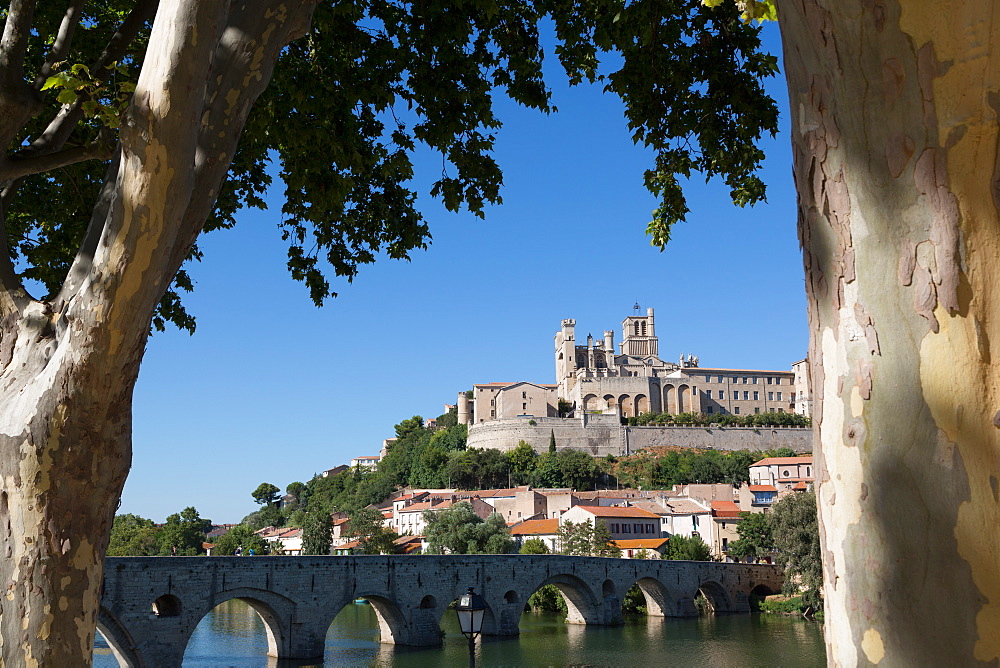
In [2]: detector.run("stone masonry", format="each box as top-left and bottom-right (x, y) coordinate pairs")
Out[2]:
(99, 555), (783, 667)
(466, 414), (813, 456)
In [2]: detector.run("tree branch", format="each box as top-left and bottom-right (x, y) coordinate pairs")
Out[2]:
(0, 0), (36, 90)
(0, 183), (31, 319)
(30, 0), (159, 155)
(0, 139), (113, 182)
(34, 1), (84, 89)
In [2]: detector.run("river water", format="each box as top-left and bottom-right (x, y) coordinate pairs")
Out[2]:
(94, 599), (825, 666)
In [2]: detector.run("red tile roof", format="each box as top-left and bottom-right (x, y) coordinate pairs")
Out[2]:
(615, 538), (669, 550)
(573, 505), (660, 519)
(749, 485), (777, 492)
(511, 519), (559, 536)
(711, 501), (741, 518)
(750, 456), (812, 467)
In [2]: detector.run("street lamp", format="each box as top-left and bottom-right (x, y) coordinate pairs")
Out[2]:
(455, 586), (486, 668)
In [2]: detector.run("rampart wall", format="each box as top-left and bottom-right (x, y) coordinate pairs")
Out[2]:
(466, 416), (812, 455)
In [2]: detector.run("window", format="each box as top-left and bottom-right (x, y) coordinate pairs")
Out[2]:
(706, 406), (714, 414)
(522, 391), (526, 398)
(775, 377), (782, 385)
(753, 391), (759, 400)
(490, 410), (495, 418)
(752, 376), (758, 384)
(743, 377), (749, 384)
(754, 407), (760, 414)
(778, 408), (784, 413)
(732, 391), (739, 400)
(722, 537), (728, 551)
(743, 391), (749, 400)
(611, 523), (619, 533)
(777, 392), (783, 401)
(522, 403), (527, 410)
(807, 466), (811, 476)
(767, 377), (773, 385)
(490, 399), (495, 406)
(783, 470), (790, 477)
(734, 406), (741, 414)
(622, 524), (631, 533)
(706, 375), (712, 383)
(768, 392), (774, 401)
(717, 375), (723, 383)
(647, 523), (655, 533)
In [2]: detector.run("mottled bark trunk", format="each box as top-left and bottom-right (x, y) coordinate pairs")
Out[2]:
(778, 1), (1000, 664)
(0, 1), (315, 665)
(0, 303), (145, 665)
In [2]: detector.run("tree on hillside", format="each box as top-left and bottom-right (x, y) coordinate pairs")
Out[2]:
(348, 507), (399, 555)
(156, 507), (211, 556)
(549, 430), (557, 453)
(557, 519), (619, 557)
(507, 441), (539, 485)
(769, 490), (821, 611)
(663, 534), (712, 562)
(106, 514), (160, 557)
(213, 524), (268, 557)
(519, 537), (550, 554)
(252, 482), (282, 506)
(726, 511), (773, 563)
(301, 510), (333, 555)
(423, 502), (513, 554)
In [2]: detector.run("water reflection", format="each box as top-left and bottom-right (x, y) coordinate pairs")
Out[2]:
(93, 599), (825, 667)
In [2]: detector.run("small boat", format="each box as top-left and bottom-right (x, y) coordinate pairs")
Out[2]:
(354, 598), (369, 604)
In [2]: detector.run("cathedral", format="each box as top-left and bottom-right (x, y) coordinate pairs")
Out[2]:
(457, 307), (809, 425)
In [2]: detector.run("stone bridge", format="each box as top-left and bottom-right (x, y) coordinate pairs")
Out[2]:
(98, 555), (783, 667)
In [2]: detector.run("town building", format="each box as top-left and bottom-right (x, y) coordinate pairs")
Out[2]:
(560, 505), (661, 542)
(510, 518), (560, 552)
(350, 455), (381, 469)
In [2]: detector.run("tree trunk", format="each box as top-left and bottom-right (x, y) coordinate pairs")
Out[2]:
(0, 302), (145, 665)
(0, 1), (315, 665)
(778, 1), (1000, 664)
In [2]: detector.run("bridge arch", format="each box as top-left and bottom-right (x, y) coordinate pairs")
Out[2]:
(97, 606), (143, 668)
(208, 589), (296, 658)
(531, 572), (602, 625)
(151, 593), (182, 617)
(628, 576), (685, 617)
(351, 594), (409, 645)
(696, 579), (734, 614)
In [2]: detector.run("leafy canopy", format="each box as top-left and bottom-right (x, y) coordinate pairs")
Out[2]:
(423, 502), (513, 554)
(7, 0), (777, 331)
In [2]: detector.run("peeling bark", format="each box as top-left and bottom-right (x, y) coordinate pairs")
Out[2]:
(777, 0), (1000, 664)
(0, 1), (316, 665)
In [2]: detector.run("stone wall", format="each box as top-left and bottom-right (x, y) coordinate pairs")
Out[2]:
(466, 416), (812, 455)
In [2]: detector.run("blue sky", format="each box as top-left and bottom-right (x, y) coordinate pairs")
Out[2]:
(121, 24), (803, 523)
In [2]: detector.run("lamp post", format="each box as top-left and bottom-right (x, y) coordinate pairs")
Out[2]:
(455, 586), (486, 668)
